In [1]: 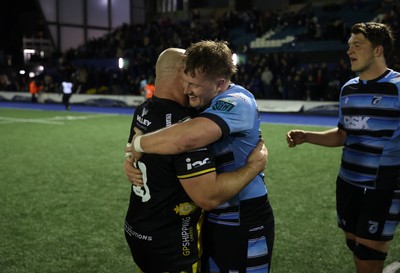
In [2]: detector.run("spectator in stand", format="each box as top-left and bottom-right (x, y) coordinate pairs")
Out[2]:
(42, 75), (57, 93)
(261, 65), (274, 99)
(0, 74), (18, 91)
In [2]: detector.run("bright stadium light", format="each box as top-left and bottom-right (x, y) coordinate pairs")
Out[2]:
(232, 53), (238, 66)
(19, 70), (26, 75)
(118, 58), (124, 69)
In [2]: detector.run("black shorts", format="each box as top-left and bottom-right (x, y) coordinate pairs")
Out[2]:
(336, 177), (400, 241)
(201, 198), (274, 273)
(135, 262), (200, 273)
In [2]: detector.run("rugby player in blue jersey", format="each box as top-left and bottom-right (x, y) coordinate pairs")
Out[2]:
(124, 47), (268, 273)
(128, 40), (274, 273)
(286, 22), (400, 273)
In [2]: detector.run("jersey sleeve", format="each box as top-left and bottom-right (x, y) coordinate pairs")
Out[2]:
(199, 94), (255, 138)
(174, 148), (216, 179)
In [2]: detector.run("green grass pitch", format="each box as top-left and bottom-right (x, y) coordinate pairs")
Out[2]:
(0, 108), (399, 273)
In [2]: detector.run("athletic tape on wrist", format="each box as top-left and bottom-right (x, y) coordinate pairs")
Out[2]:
(133, 135), (144, 153)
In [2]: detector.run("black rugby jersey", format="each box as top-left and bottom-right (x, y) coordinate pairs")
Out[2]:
(124, 96), (216, 272)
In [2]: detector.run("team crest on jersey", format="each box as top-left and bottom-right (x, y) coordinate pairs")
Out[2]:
(212, 98), (237, 112)
(174, 202), (197, 216)
(371, 96), (382, 105)
(368, 221), (378, 234)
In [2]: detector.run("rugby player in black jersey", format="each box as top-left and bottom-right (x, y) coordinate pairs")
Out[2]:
(123, 48), (267, 273)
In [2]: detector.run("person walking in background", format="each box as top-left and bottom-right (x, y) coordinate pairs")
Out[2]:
(61, 79), (73, 110)
(286, 22), (400, 273)
(29, 77), (42, 103)
(123, 47), (268, 273)
(128, 40), (274, 273)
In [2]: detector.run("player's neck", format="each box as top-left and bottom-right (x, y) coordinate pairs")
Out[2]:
(358, 62), (388, 81)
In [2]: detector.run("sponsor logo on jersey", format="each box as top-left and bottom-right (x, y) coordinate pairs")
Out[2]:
(124, 221), (152, 241)
(344, 116), (370, 129)
(141, 107), (149, 116)
(181, 216), (194, 256)
(185, 157), (211, 170)
(212, 98), (237, 112)
(166, 113), (172, 127)
(136, 115), (151, 126)
(230, 92), (250, 103)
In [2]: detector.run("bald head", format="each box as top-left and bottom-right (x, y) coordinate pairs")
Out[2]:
(155, 48), (185, 85)
(154, 48), (187, 106)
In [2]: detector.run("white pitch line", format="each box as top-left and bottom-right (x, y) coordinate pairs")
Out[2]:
(0, 117), (64, 125)
(0, 114), (117, 125)
(384, 262), (400, 273)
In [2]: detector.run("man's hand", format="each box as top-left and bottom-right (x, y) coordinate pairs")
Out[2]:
(123, 156), (144, 187)
(286, 130), (307, 147)
(124, 127), (144, 186)
(246, 139), (268, 173)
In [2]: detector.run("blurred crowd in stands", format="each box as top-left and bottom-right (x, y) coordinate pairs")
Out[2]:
(1, 0), (400, 101)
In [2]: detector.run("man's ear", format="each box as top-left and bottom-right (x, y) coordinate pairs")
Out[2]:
(217, 78), (227, 90)
(374, 45), (384, 57)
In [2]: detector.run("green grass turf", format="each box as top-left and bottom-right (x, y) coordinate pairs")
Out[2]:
(0, 108), (399, 273)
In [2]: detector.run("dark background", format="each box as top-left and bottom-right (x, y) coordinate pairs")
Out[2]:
(0, 0), (43, 67)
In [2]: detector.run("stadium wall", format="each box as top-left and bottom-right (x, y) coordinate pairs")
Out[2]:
(0, 91), (339, 115)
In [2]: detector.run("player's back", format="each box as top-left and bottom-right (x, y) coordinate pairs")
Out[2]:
(124, 96), (203, 272)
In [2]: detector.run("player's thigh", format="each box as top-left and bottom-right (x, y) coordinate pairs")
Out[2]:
(202, 220), (274, 272)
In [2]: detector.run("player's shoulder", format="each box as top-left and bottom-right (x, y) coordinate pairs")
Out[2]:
(222, 84), (255, 104)
(386, 69), (400, 83)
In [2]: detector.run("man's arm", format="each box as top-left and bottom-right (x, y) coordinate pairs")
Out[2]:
(132, 117), (222, 155)
(286, 127), (346, 148)
(124, 140), (267, 210)
(179, 140), (267, 211)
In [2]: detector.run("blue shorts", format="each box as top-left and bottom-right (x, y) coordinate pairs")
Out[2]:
(336, 177), (400, 241)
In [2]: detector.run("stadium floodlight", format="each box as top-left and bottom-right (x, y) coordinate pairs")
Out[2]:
(118, 58), (124, 69)
(232, 53), (238, 66)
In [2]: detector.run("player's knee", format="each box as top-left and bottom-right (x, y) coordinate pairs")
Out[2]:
(353, 243), (387, 261)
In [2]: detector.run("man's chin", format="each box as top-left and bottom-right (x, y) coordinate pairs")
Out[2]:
(189, 101), (200, 108)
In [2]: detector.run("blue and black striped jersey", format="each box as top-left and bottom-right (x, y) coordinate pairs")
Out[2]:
(338, 69), (400, 189)
(199, 84), (268, 226)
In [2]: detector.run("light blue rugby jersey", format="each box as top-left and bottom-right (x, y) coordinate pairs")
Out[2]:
(338, 69), (400, 189)
(198, 84), (267, 225)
